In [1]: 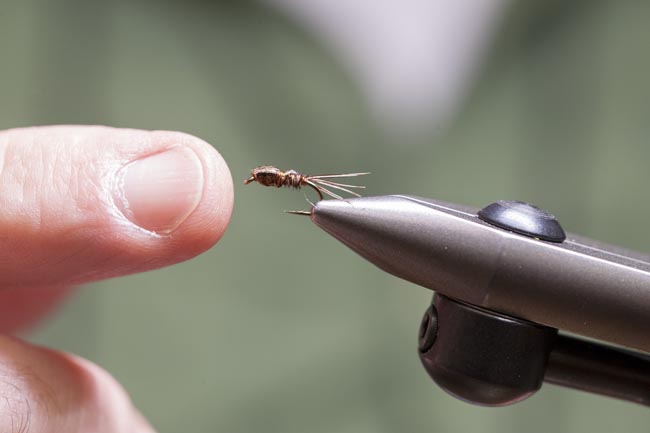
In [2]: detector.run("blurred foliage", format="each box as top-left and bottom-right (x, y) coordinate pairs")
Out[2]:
(1, 0), (649, 431)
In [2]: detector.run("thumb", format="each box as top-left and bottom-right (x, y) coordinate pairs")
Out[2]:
(0, 125), (233, 289)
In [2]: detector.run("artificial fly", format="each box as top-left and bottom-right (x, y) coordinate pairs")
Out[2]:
(244, 165), (369, 213)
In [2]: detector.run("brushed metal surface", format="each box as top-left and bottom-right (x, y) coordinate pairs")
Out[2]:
(311, 195), (650, 352)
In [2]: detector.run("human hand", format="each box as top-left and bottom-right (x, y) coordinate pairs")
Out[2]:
(0, 125), (233, 432)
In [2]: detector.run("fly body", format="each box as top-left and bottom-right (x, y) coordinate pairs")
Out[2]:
(244, 165), (368, 200)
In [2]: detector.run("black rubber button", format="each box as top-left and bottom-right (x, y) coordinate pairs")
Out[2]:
(477, 200), (566, 243)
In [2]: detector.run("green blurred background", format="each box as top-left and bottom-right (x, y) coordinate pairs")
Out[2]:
(2, 0), (650, 431)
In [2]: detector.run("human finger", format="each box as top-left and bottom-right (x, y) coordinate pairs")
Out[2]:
(0, 125), (234, 289)
(0, 285), (74, 334)
(0, 335), (156, 432)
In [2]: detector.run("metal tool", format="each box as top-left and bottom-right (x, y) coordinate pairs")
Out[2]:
(307, 195), (650, 407)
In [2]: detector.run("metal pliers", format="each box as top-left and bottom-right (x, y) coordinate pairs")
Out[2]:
(307, 195), (650, 407)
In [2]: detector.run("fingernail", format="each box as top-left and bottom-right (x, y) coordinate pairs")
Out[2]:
(114, 147), (204, 234)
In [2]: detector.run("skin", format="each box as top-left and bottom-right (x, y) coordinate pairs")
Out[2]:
(0, 125), (234, 432)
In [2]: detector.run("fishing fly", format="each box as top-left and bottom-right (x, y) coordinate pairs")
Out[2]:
(244, 165), (369, 201)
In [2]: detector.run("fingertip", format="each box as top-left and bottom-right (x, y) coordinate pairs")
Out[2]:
(0, 126), (234, 287)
